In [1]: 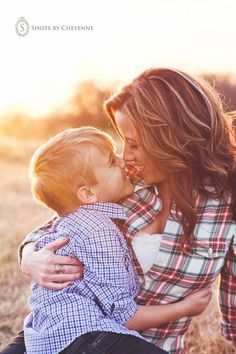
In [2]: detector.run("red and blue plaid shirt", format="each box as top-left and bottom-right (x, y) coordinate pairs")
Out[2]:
(21, 168), (236, 354)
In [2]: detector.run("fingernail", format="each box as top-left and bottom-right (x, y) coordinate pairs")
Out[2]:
(58, 237), (68, 244)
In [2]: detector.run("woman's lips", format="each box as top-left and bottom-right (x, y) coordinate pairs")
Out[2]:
(125, 161), (145, 172)
(135, 165), (145, 172)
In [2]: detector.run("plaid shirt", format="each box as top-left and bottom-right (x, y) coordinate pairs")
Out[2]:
(21, 170), (236, 354)
(24, 203), (141, 354)
(122, 186), (236, 354)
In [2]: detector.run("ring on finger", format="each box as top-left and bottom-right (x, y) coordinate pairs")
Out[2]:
(54, 264), (65, 274)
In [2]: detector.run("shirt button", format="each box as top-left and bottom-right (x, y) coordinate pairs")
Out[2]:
(208, 247), (213, 256)
(192, 190), (197, 198)
(145, 278), (153, 288)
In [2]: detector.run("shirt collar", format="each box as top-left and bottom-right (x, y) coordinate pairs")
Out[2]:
(80, 202), (127, 220)
(133, 181), (159, 197)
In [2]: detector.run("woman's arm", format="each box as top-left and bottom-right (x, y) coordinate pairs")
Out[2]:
(21, 238), (83, 289)
(219, 225), (236, 344)
(76, 228), (212, 330)
(18, 217), (56, 265)
(126, 288), (212, 331)
(19, 224), (83, 290)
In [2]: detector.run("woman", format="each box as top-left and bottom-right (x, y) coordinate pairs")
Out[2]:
(8, 68), (236, 353)
(103, 68), (236, 352)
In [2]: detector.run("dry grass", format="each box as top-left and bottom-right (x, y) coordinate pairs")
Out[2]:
(0, 138), (53, 348)
(0, 137), (235, 353)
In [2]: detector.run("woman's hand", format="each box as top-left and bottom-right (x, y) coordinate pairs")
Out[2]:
(126, 287), (212, 331)
(21, 238), (84, 290)
(182, 287), (212, 317)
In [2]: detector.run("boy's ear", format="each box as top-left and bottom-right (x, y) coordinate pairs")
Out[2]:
(77, 186), (97, 204)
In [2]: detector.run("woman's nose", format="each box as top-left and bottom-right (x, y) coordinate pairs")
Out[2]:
(123, 153), (134, 162)
(123, 146), (135, 162)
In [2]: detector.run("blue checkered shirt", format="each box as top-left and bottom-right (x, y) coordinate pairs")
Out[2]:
(24, 203), (141, 354)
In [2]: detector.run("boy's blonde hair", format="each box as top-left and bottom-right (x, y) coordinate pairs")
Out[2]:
(30, 127), (115, 216)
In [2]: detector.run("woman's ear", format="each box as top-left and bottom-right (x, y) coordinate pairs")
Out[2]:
(77, 186), (97, 204)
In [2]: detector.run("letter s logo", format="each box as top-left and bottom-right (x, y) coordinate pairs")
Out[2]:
(15, 17), (29, 37)
(20, 23), (26, 32)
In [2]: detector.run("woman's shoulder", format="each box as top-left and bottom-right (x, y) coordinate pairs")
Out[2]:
(196, 186), (235, 221)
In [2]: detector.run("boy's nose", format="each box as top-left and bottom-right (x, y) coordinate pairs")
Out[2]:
(119, 158), (126, 168)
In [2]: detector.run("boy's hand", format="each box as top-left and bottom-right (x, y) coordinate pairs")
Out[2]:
(21, 238), (84, 290)
(181, 287), (212, 317)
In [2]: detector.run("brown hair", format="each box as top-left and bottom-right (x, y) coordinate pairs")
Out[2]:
(30, 127), (115, 216)
(104, 68), (236, 239)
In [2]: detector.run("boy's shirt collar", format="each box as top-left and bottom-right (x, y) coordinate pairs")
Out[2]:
(68, 202), (128, 221)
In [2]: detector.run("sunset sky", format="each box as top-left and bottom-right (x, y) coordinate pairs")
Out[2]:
(1, 0), (236, 118)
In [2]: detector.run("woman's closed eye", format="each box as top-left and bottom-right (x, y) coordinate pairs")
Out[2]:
(126, 138), (139, 150)
(129, 144), (139, 150)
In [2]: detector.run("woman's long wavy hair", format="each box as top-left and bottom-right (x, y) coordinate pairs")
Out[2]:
(104, 68), (236, 243)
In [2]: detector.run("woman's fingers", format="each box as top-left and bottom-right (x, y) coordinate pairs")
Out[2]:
(36, 261), (84, 285)
(44, 237), (69, 252)
(38, 269), (82, 287)
(201, 287), (212, 297)
(44, 282), (71, 291)
(44, 272), (82, 283)
(42, 239), (83, 266)
(50, 254), (83, 266)
(47, 263), (83, 275)
(187, 287), (212, 304)
(184, 286), (213, 317)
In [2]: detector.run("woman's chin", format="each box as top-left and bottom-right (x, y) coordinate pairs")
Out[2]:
(142, 173), (168, 185)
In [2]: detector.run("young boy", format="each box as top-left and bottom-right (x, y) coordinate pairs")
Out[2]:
(23, 127), (211, 354)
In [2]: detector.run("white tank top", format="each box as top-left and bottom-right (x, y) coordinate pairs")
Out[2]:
(131, 232), (162, 274)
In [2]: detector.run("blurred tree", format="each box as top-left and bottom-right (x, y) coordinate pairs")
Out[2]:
(55, 81), (113, 129)
(0, 75), (235, 139)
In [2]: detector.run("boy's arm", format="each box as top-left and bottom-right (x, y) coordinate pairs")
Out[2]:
(74, 228), (212, 330)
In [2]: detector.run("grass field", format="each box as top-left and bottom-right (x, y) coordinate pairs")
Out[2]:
(0, 137), (235, 353)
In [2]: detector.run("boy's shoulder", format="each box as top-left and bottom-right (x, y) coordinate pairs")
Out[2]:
(34, 204), (125, 252)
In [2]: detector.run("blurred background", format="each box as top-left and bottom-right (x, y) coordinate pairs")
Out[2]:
(0, 0), (236, 352)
